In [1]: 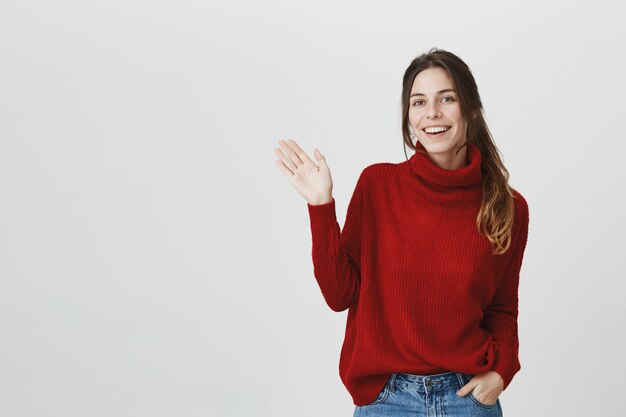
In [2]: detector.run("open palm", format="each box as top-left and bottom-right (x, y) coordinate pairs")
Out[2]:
(274, 139), (333, 205)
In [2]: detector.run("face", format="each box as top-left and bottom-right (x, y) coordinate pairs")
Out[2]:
(408, 67), (470, 167)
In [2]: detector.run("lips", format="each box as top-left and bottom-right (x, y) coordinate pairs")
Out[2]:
(422, 125), (451, 133)
(422, 125), (452, 138)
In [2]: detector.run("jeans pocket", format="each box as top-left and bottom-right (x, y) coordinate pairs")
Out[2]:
(460, 373), (498, 409)
(367, 377), (391, 406)
(468, 391), (499, 409)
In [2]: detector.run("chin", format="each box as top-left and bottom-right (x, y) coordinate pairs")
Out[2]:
(420, 140), (455, 153)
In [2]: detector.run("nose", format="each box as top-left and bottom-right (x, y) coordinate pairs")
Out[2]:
(426, 102), (441, 118)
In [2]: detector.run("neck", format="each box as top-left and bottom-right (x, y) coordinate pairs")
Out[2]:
(406, 141), (482, 188)
(401, 142), (483, 216)
(419, 142), (469, 170)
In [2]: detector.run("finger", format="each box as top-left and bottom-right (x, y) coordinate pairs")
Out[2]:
(314, 148), (328, 169)
(278, 139), (303, 166)
(285, 139), (312, 165)
(275, 158), (295, 178)
(456, 382), (473, 396)
(275, 145), (298, 172)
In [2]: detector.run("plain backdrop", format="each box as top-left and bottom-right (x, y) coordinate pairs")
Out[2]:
(1, 1), (625, 416)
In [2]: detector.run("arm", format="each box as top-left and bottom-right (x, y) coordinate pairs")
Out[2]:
(306, 170), (366, 312)
(480, 193), (530, 391)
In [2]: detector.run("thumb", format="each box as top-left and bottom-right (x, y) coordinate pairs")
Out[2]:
(314, 148), (327, 166)
(456, 383), (472, 397)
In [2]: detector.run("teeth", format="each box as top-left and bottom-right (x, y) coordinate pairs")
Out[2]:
(424, 126), (450, 133)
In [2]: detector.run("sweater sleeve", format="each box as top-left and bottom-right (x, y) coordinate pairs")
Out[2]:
(306, 170), (366, 312)
(481, 193), (529, 391)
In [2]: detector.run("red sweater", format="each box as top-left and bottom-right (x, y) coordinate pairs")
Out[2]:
(306, 142), (529, 406)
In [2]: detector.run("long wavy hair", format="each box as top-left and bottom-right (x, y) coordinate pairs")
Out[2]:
(400, 47), (517, 255)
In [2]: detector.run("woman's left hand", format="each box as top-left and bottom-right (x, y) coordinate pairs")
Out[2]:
(456, 371), (504, 406)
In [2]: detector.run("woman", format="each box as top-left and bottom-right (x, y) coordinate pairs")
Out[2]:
(274, 48), (529, 417)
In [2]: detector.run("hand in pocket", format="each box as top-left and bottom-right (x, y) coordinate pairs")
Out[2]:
(456, 371), (503, 406)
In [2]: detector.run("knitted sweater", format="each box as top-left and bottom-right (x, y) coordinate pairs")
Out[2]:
(306, 142), (529, 406)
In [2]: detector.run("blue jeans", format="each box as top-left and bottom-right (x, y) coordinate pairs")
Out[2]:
(353, 371), (503, 417)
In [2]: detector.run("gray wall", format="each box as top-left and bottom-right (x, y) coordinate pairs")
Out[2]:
(1, 0), (624, 416)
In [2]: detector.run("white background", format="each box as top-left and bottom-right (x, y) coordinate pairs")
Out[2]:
(1, 1), (625, 416)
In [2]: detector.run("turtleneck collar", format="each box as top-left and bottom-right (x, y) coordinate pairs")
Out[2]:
(399, 141), (483, 215)
(407, 141), (482, 188)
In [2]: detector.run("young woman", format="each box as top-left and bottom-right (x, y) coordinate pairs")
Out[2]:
(274, 48), (529, 417)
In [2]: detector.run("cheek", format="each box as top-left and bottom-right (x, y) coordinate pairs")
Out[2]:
(450, 107), (465, 124)
(447, 113), (464, 129)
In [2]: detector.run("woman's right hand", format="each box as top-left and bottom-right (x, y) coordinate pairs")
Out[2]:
(274, 139), (333, 205)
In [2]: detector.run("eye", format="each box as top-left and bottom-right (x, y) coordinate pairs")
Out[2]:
(412, 96), (455, 107)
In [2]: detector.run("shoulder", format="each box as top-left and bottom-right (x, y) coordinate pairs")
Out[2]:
(358, 161), (403, 183)
(352, 161), (406, 199)
(510, 187), (529, 231)
(510, 188), (528, 214)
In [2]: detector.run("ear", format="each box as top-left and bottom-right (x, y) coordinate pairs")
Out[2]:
(471, 110), (478, 120)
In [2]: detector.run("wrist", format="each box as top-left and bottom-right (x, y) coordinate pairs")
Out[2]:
(309, 195), (333, 205)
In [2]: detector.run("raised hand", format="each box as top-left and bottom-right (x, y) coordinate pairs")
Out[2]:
(274, 139), (333, 205)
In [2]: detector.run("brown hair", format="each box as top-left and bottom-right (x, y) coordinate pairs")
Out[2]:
(400, 47), (517, 255)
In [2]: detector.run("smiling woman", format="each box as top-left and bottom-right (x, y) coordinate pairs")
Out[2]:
(408, 69), (471, 171)
(275, 47), (529, 417)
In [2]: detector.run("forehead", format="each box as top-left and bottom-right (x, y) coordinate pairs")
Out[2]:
(410, 67), (455, 94)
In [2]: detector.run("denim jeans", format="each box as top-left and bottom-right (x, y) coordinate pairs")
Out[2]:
(353, 371), (503, 417)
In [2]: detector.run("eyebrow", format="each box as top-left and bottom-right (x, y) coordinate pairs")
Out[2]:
(410, 88), (456, 97)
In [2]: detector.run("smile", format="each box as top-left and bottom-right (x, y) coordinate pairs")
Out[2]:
(422, 126), (451, 137)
